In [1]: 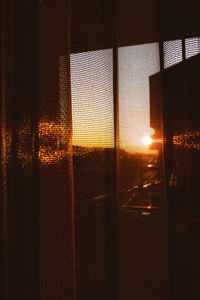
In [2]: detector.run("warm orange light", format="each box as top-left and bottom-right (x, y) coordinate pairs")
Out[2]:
(142, 136), (152, 147)
(38, 120), (69, 165)
(17, 120), (70, 166)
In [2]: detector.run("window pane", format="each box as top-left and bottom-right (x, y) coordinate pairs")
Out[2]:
(70, 50), (114, 149)
(185, 37), (200, 59)
(70, 49), (114, 300)
(118, 43), (167, 300)
(163, 39), (183, 69)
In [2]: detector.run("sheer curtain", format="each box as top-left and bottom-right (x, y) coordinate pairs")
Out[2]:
(1, 1), (200, 300)
(1, 1), (75, 300)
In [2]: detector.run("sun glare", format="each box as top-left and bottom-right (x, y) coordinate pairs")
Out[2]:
(142, 136), (152, 147)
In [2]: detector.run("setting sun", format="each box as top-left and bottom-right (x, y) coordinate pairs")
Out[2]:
(142, 136), (152, 147)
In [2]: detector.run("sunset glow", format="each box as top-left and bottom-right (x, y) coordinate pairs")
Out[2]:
(70, 49), (114, 148)
(66, 43), (161, 153)
(118, 43), (160, 153)
(142, 136), (152, 147)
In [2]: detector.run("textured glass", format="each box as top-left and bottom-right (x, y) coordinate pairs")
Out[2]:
(163, 39), (183, 69)
(185, 37), (200, 59)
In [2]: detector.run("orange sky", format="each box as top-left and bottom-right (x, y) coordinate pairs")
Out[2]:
(70, 49), (114, 148)
(67, 43), (160, 153)
(118, 43), (160, 153)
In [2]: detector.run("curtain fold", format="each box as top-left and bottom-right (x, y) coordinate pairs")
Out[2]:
(1, 1), (200, 300)
(1, 1), (76, 300)
(1, 0), (9, 299)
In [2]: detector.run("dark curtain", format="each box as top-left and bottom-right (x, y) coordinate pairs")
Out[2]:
(1, 1), (75, 300)
(1, 1), (200, 300)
